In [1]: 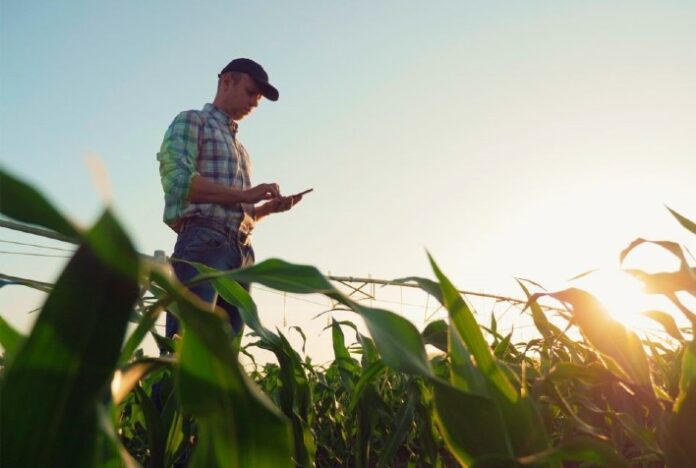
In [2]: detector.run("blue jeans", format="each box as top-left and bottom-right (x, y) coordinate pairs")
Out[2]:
(166, 217), (255, 338)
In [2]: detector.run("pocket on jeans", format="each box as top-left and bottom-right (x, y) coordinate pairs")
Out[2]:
(185, 227), (226, 252)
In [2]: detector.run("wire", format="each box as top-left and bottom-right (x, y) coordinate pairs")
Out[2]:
(0, 250), (72, 258)
(252, 285), (533, 326)
(0, 239), (76, 252)
(253, 286), (332, 308)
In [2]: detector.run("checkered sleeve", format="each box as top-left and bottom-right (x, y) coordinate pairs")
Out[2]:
(156, 111), (203, 226)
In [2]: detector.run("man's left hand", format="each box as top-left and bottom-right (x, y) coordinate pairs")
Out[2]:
(267, 194), (304, 213)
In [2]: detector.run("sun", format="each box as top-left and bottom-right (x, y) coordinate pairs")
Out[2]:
(574, 269), (667, 330)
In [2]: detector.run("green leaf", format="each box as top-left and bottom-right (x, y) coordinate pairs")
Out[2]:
(112, 356), (175, 405)
(210, 259), (435, 377)
(0, 210), (140, 468)
(348, 361), (386, 412)
(612, 412), (662, 455)
(494, 332), (513, 359)
(620, 238), (688, 266)
(173, 294), (293, 467)
(135, 385), (166, 468)
(377, 380), (419, 468)
(624, 268), (696, 295)
(515, 436), (627, 467)
(431, 379), (513, 466)
(191, 261), (278, 345)
(517, 280), (552, 339)
(0, 315), (25, 366)
(547, 362), (618, 386)
(357, 332), (380, 365)
(541, 380), (607, 438)
(641, 310), (686, 342)
(393, 276), (445, 305)
(536, 288), (657, 400)
(675, 339), (696, 412)
(331, 319), (355, 365)
(119, 301), (167, 364)
(667, 206), (696, 236)
(204, 258), (335, 294)
(449, 324), (488, 396)
(0, 273), (53, 293)
(430, 254), (551, 457)
(0, 167), (80, 239)
(428, 253), (518, 402)
(96, 403), (140, 468)
(620, 236), (696, 297)
(422, 319), (448, 353)
(353, 304), (433, 377)
(163, 405), (187, 468)
(202, 268), (315, 466)
(660, 359), (696, 466)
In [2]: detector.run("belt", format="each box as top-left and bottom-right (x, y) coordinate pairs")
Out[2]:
(179, 217), (253, 246)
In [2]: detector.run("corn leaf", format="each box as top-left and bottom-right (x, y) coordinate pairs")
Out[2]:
(0, 315), (25, 366)
(667, 207), (696, 237)
(422, 319), (448, 352)
(348, 361), (386, 412)
(449, 324), (488, 396)
(658, 337), (696, 468)
(431, 379), (513, 465)
(547, 362), (618, 386)
(202, 260), (435, 377)
(393, 276), (445, 305)
(112, 356), (174, 405)
(535, 288), (656, 399)
(0, 210), (139, 468)
(641, 310), (686, 342)
(675, 339), (696, 412)
(0, 167), (80, 239)
(377, 380), (419, 468)
(173, 295), (293, 467)
(135, 384), (166, 468)
(428, 254), (517, 402)
(430, 254), (552, 458)
(515, 436), (628, 467)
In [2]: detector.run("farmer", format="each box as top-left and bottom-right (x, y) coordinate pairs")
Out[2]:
(157, 58), (304, 339)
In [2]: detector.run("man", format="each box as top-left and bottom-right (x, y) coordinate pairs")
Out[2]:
(157, 58), (303, 339)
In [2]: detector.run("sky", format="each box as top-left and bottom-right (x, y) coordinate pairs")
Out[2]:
(2, 1), (695, 362)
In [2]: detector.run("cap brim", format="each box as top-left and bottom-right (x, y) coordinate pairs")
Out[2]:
(258, 82), (279, 102)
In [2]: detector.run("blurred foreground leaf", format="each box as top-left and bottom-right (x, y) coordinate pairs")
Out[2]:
(167, 285), (294, 467)
(0, 167), (80, 239)
(0, 211), (139, 467)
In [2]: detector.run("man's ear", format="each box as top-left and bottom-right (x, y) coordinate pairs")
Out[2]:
(219, 74), (232, 91)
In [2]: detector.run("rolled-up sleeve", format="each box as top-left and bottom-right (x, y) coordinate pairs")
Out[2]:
(157, 111), (202, 226)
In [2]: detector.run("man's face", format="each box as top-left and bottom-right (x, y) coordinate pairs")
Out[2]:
(220, 73), (263, 121)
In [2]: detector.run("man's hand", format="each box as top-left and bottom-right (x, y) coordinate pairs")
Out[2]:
(271, 195), (302, 213)
(255, 193), (304, 221)
(268, 193), (304, 213)
(243, 183), (281, 204)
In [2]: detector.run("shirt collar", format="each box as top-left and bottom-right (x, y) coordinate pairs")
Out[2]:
(203, 103), (239, 134)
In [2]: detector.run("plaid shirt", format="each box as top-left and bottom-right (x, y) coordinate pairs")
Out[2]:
(157, 103), (255, 233)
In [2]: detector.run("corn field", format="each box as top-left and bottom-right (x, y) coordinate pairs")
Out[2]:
(0, 168), (694, 467)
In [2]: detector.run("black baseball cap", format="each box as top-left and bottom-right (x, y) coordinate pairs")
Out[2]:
(218, 58), (279, 102)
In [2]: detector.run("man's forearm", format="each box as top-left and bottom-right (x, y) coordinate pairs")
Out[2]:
(187, 175), (247, 205)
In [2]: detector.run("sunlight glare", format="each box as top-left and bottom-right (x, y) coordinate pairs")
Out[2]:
(578, 269), (660, 329)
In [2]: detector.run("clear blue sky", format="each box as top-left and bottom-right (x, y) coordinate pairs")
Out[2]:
(2, 1), (695, 357)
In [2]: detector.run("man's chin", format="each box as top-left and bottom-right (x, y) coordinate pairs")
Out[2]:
(233, 112), (250, 121)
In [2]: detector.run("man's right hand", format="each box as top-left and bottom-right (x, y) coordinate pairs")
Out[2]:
(243, 183), (281, 204)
